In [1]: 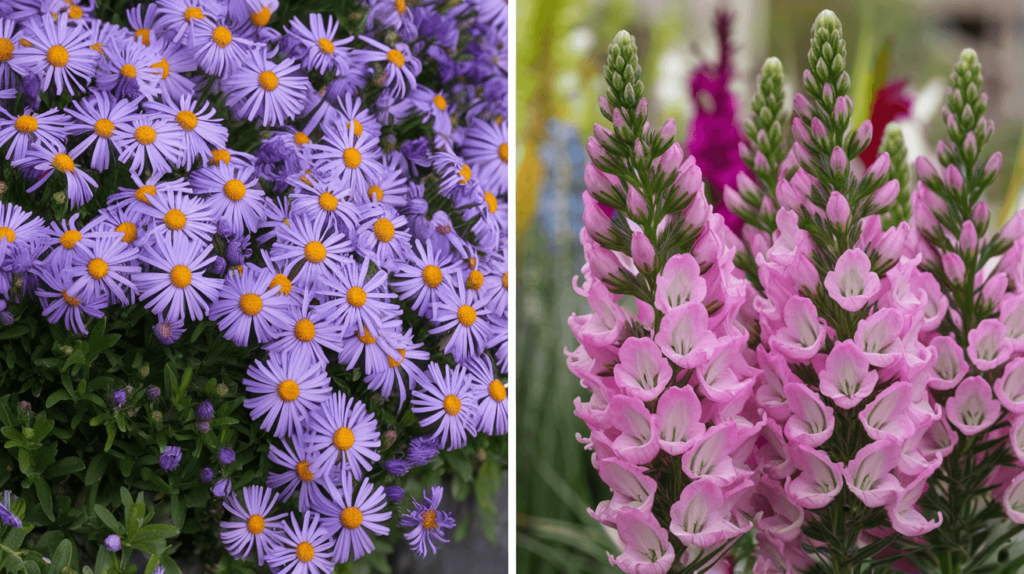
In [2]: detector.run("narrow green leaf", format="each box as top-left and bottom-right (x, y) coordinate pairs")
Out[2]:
(93, 505), (123, 535)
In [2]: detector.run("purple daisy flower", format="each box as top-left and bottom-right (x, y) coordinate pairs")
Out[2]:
(114, 115), (185, 177)
(357, 36), (421, 100)
(391, 239), (457, 319)
(35, 263), (105, 335)
(264, 289), (345, 364)
(269, 213), (353, 291)
(12, 13), (97, 96)
(93, 38), (162, 100)
(107, 173), (191, 212)
(189, 19), (254, 76)
(429, 270), (493, 363)
(263, 512), (333, 574)
(465, 355), (507, 436)
(355, 204), (411, 270)
(220, 485), (285, 565)
(242, 351), (331, 439)
(406, 436), (440, 467)
(399, 487), (455, 558)
(289, 173), (358, 231)
(316, 259), (399, 338)
(305, 391), (381, 481)
(13, 142), (97, 205)
(335, 316), (404, 374)
(66, 92), (140, 172)
(365, 327), (429, 405)
(153, 0), (227, 44)
(359, 155), (408, 208)
(67, 235), (141, 307)
(412, 362), (479, 450)
(366, 0), (417, 36)
(267, 438), (321, 512)
(139, 189), (217, 243)
(135, 235), (224, 322)
(126, 3), (159, 46)
(313, 122), (386, 195)
(328, 93), (381, 142)
(285, 14), (352, 75)
(153, 313), (186, 344)
(146, 94), (229, 171)
(209, 264), (294, 346)
(461, 118), (508, 195)
(221, 48), (311, 127)
(393, 85), (452, 135)
(96, 203), (148, 249)
(148, 35), (199, 104)
(189, 162), (267, 236)
(160, 445), (182, 472)
(0, 107), (70, 163)
(0, 19), (28, 90)
(487, 321), (508, 374)
(0, 491), (22, 528)
(311, 475), (390, 564)
(430, 151), (474, 199)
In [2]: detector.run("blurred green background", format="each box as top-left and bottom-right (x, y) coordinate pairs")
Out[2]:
(515, 1), (1024, 573)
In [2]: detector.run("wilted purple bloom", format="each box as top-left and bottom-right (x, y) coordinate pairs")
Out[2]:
(218, 447), (236, 465)
(146, 386), (161, 400)
(200, 467), (215, 484)
(382, 458), (410, 476)
(400, 487), (455, 557)
(0, 312), (14, 326)
(153, 315), (185, 345)
(384, 485), (404, 504)
(197, 400), (215, 421)
(196, 421), (211, 434)
(212, 478), (232, 497)
(160, 446), (182, 472)
(104, 534), (121, 552)
(406, 436), (440, 467)
(110, 389), (127, 410)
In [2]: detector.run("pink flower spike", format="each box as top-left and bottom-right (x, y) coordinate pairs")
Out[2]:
(656, 386), (706, 455)
(654, 302), (718, 370)
(607, 395), (662, 465)
(783, 383), (834, 447)
(967, 318), (1011, 371)
(818, 340), (879, 409)
(824, 248), (880, 312)
(669, 479), (752, 549)
(654, 253), (706, 314)
(996, 358), (1024, 414)
(594, 458), (658, 518)
(784, 444), (844, 509)
(607, 507), (676, 574)
(886, 457), (943, 537)
(860, 381), (917, 442)
(613, 337), (674, 403)
(926, 335), (969, 391)
(681, 422), (745, 486)
(945, 376), (1001, 436)
(769, 296), (826, 362)
(854, 308), (905, 368)
(843, 440), (902, 508)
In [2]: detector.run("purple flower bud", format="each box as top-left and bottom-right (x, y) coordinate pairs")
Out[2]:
(160, 446), (182, 472)
(383, 458), (410, 476)
(196, 400), (215, 421)
(585, 137), (608, 163)
(793, 93), (812, 118)
(592, 123), (613, 145)
(104, 534), (121, 552)
(791, 142), (813, 166)
(196, 421), (210, 434)
(637, 98), (648, 117)
(985, 152), (1003, 179)
(754, 150), (770, 172)
(821, 83), (834, 104)
(146, 386), (161, 400)
(200, 467), (215, 483)
(626, 186), (647, 218)
(960, 220), (978, 252)
(598, 94), (611, 116)
(655, 142), (684, 174)
(864, 153), (891, 181)
(983, 272), (1008, 304)
(218, 447), (236, 465)
(810, 118), (827, 140)
(611, 108), (627, 129)
(582, 192), (612, 238)
(630, 232), (655, 272)
(407, 436), (441, 467)
(109, 389), (127, 410)
(833, 95), (851, 119)
(384, 485), (405, 503)
(826, 191), (850, 225)
(225, 240), (247, 266)
(210, 256), (227, 276)
(830, 147), (848, 173)
(942, 252), (967, 284)
(660, 118), (677, 141)
(0, 312), (13, 326)
(853, 120), (873, 150)
(212, 478), (231, 497)
(873, 179), (901, 209)
(945, 164), (964, 192)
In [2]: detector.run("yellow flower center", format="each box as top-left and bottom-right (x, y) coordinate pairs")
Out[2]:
(15, 115), (37, 133)
(396, 0), (407, 14)
(387, 49), (405, 67)
(373, 219), (395, 243)
(457, 305), (476, 326)
(18, 39), (32, 48)
(88, 258), (108, 279)
(340, 507), (363, 529)
(488, 380), (507, 402)
(270, 273), (292, 295)
(347, 120), (363, 137)
(135, 125), (157, 145)
(333, 427), (354, 450)
(62, 290), (80, 307)
(433, 94), (447, 110)
(294, 131), (310, 145)
(90, 42), (104, 54)
(421, 509), (439, 529)
(0, 38), (14, 62)
(170, 265), (192, 288)
(347, 286), (367, 307)
(120, 63), (136, 78)
(67, 5), (83, 19)
(466, 270), (484, 291)
(212, 26), (232, 48)
(116, 222), (137, 243)
(356, 325), (376, 345)
(239, 293), (262, 316)
(223, 179), (246, 201)
(0, 227), (13, 242)
(304, 241), (327, 263)
(458, 164), (472, 184)
(443, 394), (461, 416)
(134, 28), (151, 46)
(94, 118), (115, 138)
(294, 318), (316, 342)
(367, 185), (383, 201)
(164, 209), (187, 231)
(247, 515), (264, 534)
(317, 38), (334, 54)
(277, 379), (299, 402)
(386, 348), (407, 368)
(59, 229), (82, 249)
(258, 70), (278, 91)
(183, 6), (204, 20)
(46, 45), (69, 67)
(343, 148), (361, 169)
(135, 185), (156, 204)
(52, 153), (75, 172)
(422, 265), (443, 288)
(295, 542), (314, 563)
(295, 460), (314, 481)
(175, 110), (198, 131)
(502, 272), (508, 290)
(484, 191), (497, 213)
(498, 142), (508, 163)
(250, 6), (272, 26)
(152, 58), (170, 79)
(318, 192), (337, 211)
(210, 149), (231, 164)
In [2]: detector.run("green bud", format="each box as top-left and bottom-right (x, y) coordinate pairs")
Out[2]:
(140, 363), (150, 377)
(152, 411), (163, 422)
(53, 191), (67, 205)
(23, 427), (34, 439)
(59, 344), (74, 355)
(0, 181), (7, 196)
(216, 383), (228, 397)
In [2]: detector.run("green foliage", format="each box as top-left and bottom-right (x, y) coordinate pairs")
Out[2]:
(879, 125), (912, 227)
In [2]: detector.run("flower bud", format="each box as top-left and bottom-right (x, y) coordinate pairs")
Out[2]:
(660, 118), (677, 141)
(999, 210), (1024, 242)
(864, 152), (891, 181)
(791, 142), (813, 166)
(216, 383), (228, 397)
(384, 485), (405, 503)
(873, 179), (900, 209)
(655, 142), (684, 174)
(810, 117), (827, 140)
(960, 220), (978, 252)
(874, 222), (909, 265)
(212, 478), (231, 497)
(985, 152), (1003, 179)
(963, 132), (978, 161)
(637, 98), (648, 117)
(598, 95), (611, 116)
(383, 458), (410, 476)
(826, 191), (850, 225)
(200, 467), (215, 483)
(585, 137), (608, 162)
(626, 186), (647, 218)
(582, 192), (613, 238)
(793, 93), (812, 118)
(210, 256), (227, 276)
(942, 252), (966, 284)
(973, 201), (990, 229)
(830, 147), (848, 173)
(197, 400), (215, 421)
(792, 118), (810, 144)
(754, 150), (769, 172)
(584, 163), (617, 197)
(196, 421), (210, 434)
(611, 108), (627, 129)
(852, 120), (873, 151)
(218, 447), (236, 465)
(983, 272), (1008, 304)
(945, 164), (964, 192)
(382, 429), (398, 449)
(0, 312), (13, 326)
(916, 156), (939, 184)
(140, 364), (150, 378)
(152, 411), (163, 422)
(776, 178), (803, 211)
(593, 123), (613, 145)
(630, 232), (655, 272)
(109, 389), (127, 410)
(104, 535), (121, 553)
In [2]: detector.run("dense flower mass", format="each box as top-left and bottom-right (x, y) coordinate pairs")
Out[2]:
(0, 0), (507, 569)
(572, 13), (1024, 574)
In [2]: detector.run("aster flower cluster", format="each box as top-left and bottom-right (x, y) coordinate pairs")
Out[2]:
(573, 12), (1024, 574)
(0, 0), (506, 568)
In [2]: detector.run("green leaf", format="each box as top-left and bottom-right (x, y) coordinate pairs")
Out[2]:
(126, 502), (146, 540)
(170, 493), (185, 530)
(45, 390), (71, 409)
(93, 505), (123, 535)
(43, 457), (85, 480)
(47, 539), (72, 574)
(133, 524), (178, 543)
(85, 454), (110, 485)
(104, 422), (117, 452)
(35, 478), (54, 521)
(0, 325), (29, 340)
